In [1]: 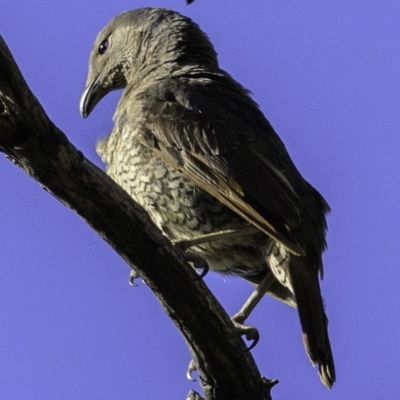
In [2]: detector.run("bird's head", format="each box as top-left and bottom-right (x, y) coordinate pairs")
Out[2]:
(79, 10), (145, 118)
(80, 7), (218, 118)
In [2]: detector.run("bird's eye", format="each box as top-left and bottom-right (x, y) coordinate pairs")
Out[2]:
(98, 39), (109, 55)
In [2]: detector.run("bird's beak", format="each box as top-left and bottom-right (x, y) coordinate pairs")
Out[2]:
(80, 75), (105, 118)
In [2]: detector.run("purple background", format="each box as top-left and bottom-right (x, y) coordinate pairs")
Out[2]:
(1, 0), (398, 398)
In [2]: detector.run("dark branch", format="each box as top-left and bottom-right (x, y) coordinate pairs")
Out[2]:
(0, 36), (276, 400)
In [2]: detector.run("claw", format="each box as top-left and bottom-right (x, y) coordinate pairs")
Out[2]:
(195, 261), (209, 280)
(186, 359), (197, 382)
(128, 269), (140, 286)
(231, 318), (260, 351)
(182, 253), (210, 280)
(245, 333), (260, 352)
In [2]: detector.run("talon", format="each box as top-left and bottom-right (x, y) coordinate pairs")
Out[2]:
(194, 262), (209, 280)
(231, 319), (260, 351)
(129, 269), (140, 286)
(182, 253), (210, 280)
(186, 359), (197, 382)
(246, 333), (260, 352)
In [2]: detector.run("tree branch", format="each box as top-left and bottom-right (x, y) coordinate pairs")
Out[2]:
(0, 36), (277, 400)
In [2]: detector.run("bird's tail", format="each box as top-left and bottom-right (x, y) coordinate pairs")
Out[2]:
(289, 255), (336, 388)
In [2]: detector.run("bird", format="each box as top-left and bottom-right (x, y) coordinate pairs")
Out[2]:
(80, 7), (335, 388)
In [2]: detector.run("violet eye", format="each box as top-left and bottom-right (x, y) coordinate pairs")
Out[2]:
(98, 39), (109, 55)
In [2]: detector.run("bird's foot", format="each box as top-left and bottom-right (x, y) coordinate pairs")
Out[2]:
(231, 315), (260, 351)
(186, 359), (198, 382)
(183, 253), (210, 279)
(128, 269), (140, 286)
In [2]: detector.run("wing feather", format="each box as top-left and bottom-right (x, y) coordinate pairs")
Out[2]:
(130, 78), (306, 255)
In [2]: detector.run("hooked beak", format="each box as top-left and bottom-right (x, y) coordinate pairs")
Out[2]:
(79, 75), (106, 118)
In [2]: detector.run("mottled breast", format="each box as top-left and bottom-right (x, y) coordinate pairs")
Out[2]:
(96, 124), (269, 275)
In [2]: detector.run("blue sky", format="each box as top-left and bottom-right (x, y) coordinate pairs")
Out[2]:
(1, 0), (399, 398)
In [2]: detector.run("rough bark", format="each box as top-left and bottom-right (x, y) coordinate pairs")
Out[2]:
(0, 36), (277, 400)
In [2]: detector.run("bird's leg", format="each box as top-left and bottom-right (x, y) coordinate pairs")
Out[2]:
(231, 274), (273, 350)
(174, 225), (269, 349)
(233, 274), (273, 323)
(172, 225), (259, 251)
(172, 225), (256, 279)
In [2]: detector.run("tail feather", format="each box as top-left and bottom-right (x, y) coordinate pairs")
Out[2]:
(289, 255), (336, 388)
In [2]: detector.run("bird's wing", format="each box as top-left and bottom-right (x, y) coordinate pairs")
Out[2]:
(125, 77), (305, 255)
